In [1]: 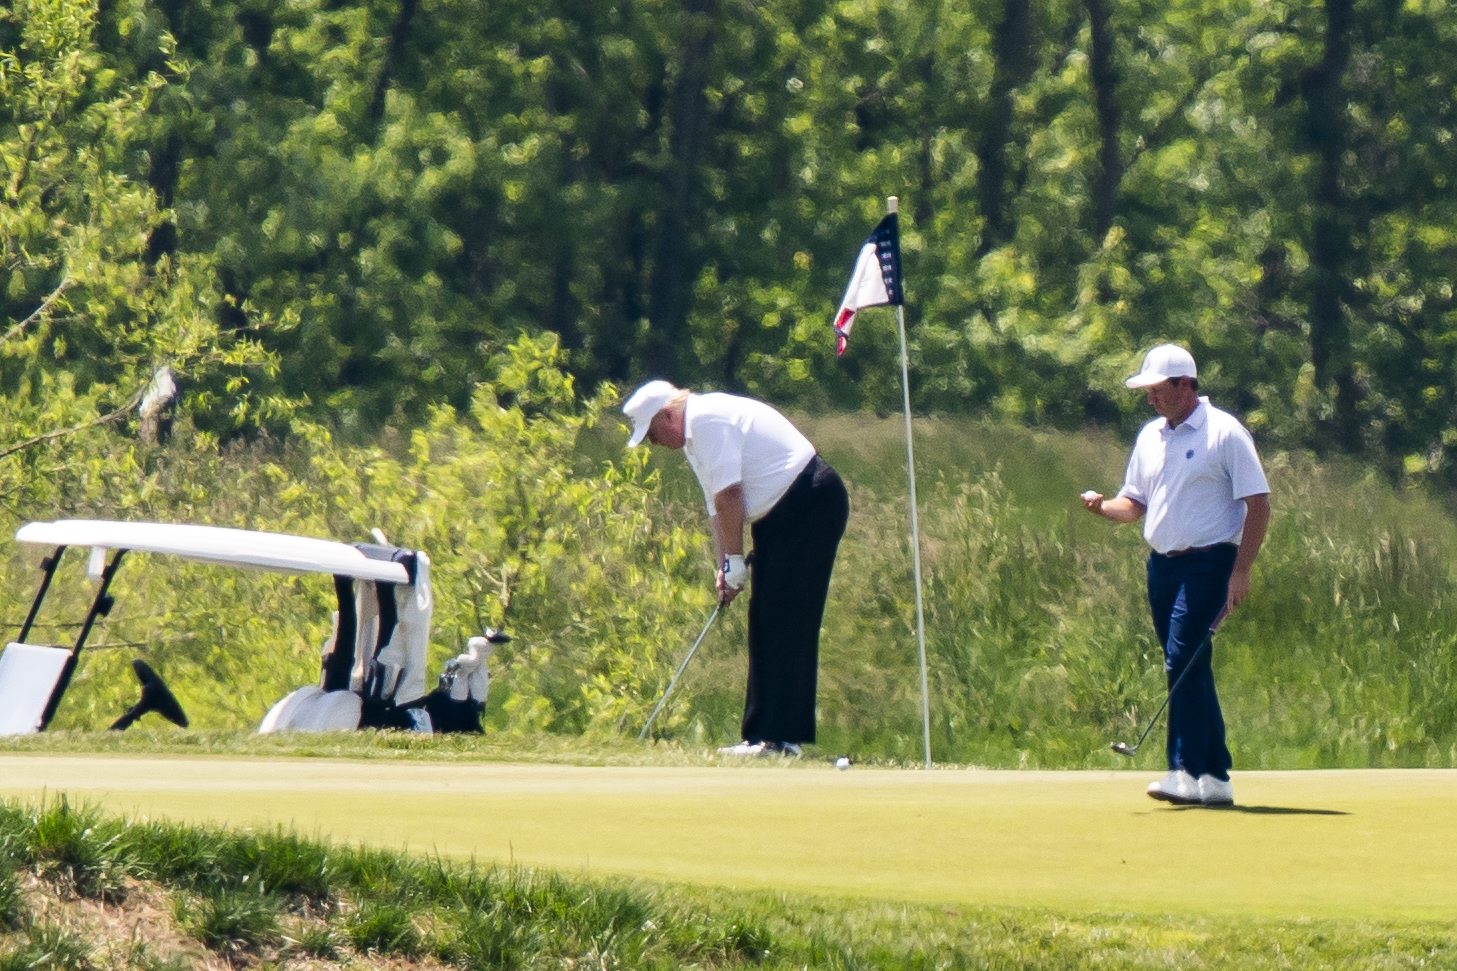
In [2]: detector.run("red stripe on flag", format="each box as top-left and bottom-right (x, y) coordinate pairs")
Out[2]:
(834, 308), (856, 357)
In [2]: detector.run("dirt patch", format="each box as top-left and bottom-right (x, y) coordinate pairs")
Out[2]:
(10, 873), (452, 970)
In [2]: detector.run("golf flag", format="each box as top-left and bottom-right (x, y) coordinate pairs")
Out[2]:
(832, 213), (903, 356)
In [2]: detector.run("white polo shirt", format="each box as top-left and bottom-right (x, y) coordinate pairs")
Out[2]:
(1118, 397), (1269, 555)
(682, 393), (815, 522)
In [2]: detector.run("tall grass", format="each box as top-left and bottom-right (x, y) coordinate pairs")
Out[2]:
(803, 415), (1457, 768)
(5, 403), (1457, 768)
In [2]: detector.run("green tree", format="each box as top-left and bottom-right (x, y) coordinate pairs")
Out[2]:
(0, 0), (288, 506)
(1281, 0), (1457, 472)
(64, 0), (1457, 481)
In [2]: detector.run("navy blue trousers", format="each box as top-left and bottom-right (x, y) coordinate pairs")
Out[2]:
(1146, 544), (1236, 780)
(742, 456), (849, 744)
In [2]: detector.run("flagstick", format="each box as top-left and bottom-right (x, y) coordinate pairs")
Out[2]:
(887, 197), (933, 769)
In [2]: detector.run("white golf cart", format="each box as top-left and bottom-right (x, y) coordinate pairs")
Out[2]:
(0, 519), (501, 736)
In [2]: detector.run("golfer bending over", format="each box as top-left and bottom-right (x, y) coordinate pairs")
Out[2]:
(1081, 344), (1270, 806)
(624, 381), (849, 757)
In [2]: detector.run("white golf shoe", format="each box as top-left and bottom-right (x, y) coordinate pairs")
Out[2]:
(1146, 769), (1200, 805)
(716, 740), (802, 758)
(1197, 774), (1235, 806)
(717, 740), (770, 757)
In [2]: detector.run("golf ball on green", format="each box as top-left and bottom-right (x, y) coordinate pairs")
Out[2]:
(835, 757), (850, 770)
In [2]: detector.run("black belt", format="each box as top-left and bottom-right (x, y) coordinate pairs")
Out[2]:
(1159, 542), (1235, 558)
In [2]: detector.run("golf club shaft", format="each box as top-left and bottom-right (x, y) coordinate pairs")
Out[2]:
(1122, 617), (1223, 754)
(638, 604), (721, 741)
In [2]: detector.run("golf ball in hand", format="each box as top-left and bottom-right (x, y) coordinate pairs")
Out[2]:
(1080, 490), (1099, 502)
(835, 757), (850, 771)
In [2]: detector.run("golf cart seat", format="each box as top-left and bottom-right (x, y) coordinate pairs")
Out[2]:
(261, 543), (443, 733)
(0, 642), (71, 736)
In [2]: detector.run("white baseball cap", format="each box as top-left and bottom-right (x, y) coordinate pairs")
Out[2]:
(1125, 344), (1197, 388)
(623, 380), (680, 447)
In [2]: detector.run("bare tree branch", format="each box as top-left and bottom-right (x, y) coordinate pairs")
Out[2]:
(0, 383), (147, 461)
(2, 274), (72, 344)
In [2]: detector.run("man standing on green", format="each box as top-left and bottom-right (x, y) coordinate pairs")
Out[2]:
(1081, 345), (1271, 806)
(624, 380), (849, 757)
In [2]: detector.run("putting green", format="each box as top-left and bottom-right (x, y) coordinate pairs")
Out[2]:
(1, 754), (1451, 921)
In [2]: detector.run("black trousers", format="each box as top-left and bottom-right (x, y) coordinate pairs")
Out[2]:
(741, 456), (849, 744)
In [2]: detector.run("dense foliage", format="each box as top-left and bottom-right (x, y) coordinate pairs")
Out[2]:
(0, 0), (294, 465)
(5, 0), (1457, 766)
(6, 0), (1457, 473)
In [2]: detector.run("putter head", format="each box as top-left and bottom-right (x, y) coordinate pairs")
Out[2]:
(1109, 741), (1136, 757)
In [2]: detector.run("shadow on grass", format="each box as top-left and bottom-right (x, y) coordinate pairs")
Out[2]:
(1166, 805), (1351, 816)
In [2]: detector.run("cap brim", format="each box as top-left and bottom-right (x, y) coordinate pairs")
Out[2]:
(1125, 373), (1164, 389)
(627, 422), (651, 447)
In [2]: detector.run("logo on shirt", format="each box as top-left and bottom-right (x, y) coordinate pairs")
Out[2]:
(1186, 449), (1194, 459)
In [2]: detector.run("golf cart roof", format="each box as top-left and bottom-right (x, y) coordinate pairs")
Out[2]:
(15, 519), (410, 583)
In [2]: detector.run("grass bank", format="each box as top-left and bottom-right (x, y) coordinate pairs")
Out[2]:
(2, 793), (1455, 969)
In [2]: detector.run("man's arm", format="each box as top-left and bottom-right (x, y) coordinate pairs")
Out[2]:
(1227, 493), (1270, 611)
(711, 484), (746, 557)
(711, 484), (747, 604)
(1080, 492), (1147, 524)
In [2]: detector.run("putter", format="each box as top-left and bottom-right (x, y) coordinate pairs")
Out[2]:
(638, 603), (721, 741)
(1110, 615), (1224, 758)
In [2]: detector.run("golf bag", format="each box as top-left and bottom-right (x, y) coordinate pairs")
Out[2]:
(422, 629), (508, 733)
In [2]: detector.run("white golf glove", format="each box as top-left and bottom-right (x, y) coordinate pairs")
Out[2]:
(720, 554), (748, 590)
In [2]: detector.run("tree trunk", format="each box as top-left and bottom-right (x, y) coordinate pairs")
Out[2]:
(645, 0), (717, 379)
(975, 0), (1034, 255)
(1085, 0), (1122, 242)
(1305, 0), (1360, 450)
(369, 0), (419, 128)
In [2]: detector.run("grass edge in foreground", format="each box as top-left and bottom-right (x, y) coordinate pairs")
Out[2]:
(0, 795), (1453, 970)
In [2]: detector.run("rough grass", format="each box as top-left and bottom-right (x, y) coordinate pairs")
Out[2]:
(8, 752), (1455, 922)
(1, 793), (1455, 969)
(9, 414), (1457, 768)
(804, 415), (1457, 768)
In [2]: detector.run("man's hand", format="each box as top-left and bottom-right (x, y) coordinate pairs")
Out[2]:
(717, 554), (747, 605)
(1225, 493), (1270, 616)
(1080, 490), (1146, 524)
(1226, 569), (1252, 612)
